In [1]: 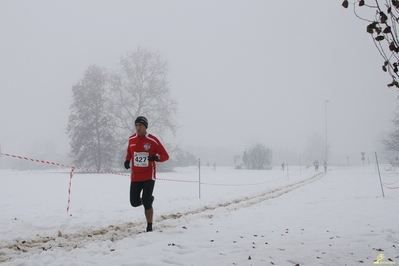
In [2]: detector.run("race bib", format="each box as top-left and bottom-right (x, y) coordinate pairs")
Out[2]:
(134, 152), (149, 167)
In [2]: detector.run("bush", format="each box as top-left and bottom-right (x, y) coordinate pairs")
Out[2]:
(242, 143), (272, 170)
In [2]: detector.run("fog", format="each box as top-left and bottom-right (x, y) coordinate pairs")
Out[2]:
(0, 1), (398, 167)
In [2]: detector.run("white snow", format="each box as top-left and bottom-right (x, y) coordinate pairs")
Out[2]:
(0, 164), (398, 265)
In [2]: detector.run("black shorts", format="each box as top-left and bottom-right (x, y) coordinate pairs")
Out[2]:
(130, 180), (155, 210)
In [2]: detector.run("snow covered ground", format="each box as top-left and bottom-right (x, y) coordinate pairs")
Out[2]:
(0, 164), (398, 266)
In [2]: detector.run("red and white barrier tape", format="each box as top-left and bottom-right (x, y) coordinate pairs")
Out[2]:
(382, 183), (399, 189)
(1, 152), (132, 215)
(382, 179), (399, 186)
(1, 152), (313, 214)
(0, 152), (199, 214)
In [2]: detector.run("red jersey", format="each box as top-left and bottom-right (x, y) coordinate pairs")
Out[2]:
(125, 133), (169, 182)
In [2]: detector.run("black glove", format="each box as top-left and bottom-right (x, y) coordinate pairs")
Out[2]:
(124, 160), (130, 169)
(148, 155), (159, 162)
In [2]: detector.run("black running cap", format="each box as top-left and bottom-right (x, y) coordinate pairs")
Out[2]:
(135, 116), (148, 128)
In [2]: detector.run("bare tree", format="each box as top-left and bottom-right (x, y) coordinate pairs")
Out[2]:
(109, 47), (178, 145)
(342, 0), (399, 91)
(67, 65), (117, 171)
(382, 111), (399, 165)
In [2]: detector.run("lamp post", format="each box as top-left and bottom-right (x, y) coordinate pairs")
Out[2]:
(325, 100), (329, 163)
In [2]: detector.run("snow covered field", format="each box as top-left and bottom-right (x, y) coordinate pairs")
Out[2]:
(0, 164), (398, 265)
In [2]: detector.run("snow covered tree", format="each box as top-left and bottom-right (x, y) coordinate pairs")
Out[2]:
(67, 65), (117, 171)
(342, 0), (399, 91)
(109, 47), (178, 147)
(243, 143), (273, 170)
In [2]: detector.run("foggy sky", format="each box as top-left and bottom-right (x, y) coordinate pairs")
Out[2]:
(1, 1), (398, 166)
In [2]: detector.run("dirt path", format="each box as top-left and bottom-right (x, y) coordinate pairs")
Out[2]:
(0, 172), (325, 263)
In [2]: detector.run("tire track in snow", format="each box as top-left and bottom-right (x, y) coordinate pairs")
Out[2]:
(155, 172), (324, 228)
(0, 172), (325, 263)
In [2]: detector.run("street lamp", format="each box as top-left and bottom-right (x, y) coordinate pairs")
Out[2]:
(325, 100), (329, 163)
